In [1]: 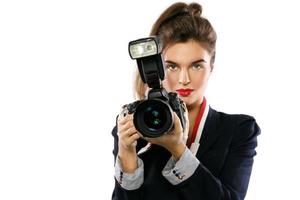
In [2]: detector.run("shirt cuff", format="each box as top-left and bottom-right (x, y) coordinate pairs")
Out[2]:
(114, 156), (144, 190)
(162, 147), (200, 185)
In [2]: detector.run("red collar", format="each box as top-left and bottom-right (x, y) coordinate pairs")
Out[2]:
(187, 97), (207, 148)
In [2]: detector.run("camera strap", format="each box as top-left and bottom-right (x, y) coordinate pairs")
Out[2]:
(187, 97), (209, 155)
(137, 142), (152, 155)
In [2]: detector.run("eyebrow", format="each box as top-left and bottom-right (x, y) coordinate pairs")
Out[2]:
(165, 59), (207, 65)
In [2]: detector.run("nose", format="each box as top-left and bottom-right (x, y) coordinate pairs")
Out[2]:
(179, 69), (191, 85)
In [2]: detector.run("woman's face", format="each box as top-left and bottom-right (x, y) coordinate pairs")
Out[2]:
(162, 40), (212, 108)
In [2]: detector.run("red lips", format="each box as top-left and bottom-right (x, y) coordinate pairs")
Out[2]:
(176, 89), (194, 97)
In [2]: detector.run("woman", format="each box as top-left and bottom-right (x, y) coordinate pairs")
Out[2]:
(112, 2), (260, 200)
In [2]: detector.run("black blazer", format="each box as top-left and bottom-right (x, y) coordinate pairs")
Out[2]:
(111, 107), (260, 200)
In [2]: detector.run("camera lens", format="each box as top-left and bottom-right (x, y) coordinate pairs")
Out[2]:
(144, 105), (166, 131)
(134, 99), (173, 138)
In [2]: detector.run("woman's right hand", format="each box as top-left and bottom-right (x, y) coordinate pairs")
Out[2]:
(117, 113), (141, 173)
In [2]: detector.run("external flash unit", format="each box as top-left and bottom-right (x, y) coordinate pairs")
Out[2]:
(124, 36), (187, 138)
(129, 37), (162, 59)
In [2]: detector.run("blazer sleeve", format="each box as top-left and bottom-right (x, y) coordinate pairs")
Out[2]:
(111, 117), (147, 200)
(174, 115), (261, 200)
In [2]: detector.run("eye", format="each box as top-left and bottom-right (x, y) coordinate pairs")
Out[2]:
(166, 64), (178, 71)
(192, 63), (204, 70)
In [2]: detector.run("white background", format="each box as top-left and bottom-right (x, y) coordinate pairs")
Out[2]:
(1, 0), (299, 199)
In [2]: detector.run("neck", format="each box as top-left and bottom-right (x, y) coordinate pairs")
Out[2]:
(186, 97), (204, 143)
(186, 96), (204, 112)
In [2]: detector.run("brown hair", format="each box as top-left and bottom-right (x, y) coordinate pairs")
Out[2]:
(134, 2), (217, 100)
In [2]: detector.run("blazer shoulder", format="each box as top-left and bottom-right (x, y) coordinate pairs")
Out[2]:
(212, 108), (261, 146)
(233, 113), (261, 138)
(212, 107), (257, 124)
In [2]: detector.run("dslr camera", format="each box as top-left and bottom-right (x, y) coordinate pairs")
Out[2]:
(122, 36), (186, 138)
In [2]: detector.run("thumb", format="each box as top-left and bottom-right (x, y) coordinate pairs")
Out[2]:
(173, 112), (183, 132)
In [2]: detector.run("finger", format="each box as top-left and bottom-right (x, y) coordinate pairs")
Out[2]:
(173, 112), (182, 130)
(118, 114), (134, 125)
(128, 132), (141, 144)
(118, 114), (133, 124)
(124, 132), (140, 147)
(125, 126), (138, 137)
(118, 120), (135, 134)
(118, 114), (134, 131)
(118, 126), (137, 139)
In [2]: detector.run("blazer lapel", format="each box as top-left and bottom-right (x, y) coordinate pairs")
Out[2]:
(196, 107), (221, 157)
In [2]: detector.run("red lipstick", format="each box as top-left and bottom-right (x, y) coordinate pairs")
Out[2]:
(176, 89), (194, 97)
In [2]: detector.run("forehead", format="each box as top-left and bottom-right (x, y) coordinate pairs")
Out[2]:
(163, 40), (211, 63)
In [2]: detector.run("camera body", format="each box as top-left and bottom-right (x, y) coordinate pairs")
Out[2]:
(126, 36), (187, 138)
(125, 88), (186, 138)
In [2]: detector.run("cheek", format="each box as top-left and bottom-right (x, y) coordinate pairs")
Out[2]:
(163, 73), (178, 90)
(191, 72), (210, 89)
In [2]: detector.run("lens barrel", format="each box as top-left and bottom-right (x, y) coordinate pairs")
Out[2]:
(133, 99), (173, 138)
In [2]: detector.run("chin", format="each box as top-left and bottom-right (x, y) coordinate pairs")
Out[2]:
(182, 96), (202, 108)
(181, 97), (194, 106)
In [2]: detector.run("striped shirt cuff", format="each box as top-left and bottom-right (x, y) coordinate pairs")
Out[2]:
(114, 156), (144, 190)
(162, 147), (200, 185)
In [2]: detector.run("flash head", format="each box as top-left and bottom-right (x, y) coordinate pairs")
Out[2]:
(128, 36), (165, 88)
(129, 36), (162, 59)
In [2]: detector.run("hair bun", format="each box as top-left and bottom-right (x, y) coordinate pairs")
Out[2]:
(187, 3), (202, 16)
